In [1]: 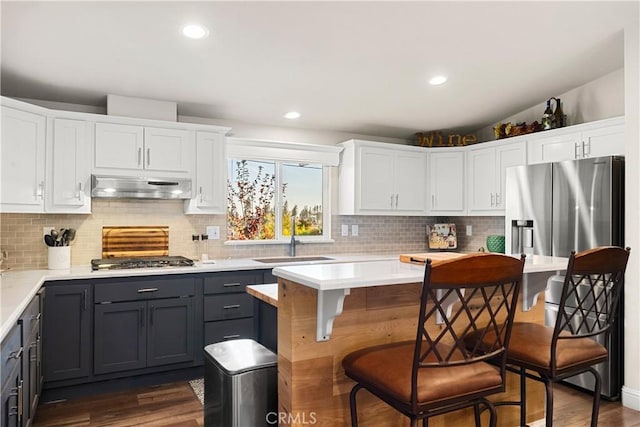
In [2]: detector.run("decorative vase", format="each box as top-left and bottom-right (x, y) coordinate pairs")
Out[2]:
(486, 235), (505, 254)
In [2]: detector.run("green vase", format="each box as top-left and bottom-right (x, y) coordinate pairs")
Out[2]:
(486, 235), (505, 253)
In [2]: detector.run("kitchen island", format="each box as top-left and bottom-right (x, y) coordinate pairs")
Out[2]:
(272, 254), (568, 427)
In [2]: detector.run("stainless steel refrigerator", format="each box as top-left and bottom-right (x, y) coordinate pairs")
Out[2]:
(505, 155), (625, 399)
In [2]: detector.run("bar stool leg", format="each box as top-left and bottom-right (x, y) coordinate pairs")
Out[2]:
(349, 384), (363, 427)
(544, 379), (554, 427)
(519, 367), (527, 427)
(589, 367), (602, 427)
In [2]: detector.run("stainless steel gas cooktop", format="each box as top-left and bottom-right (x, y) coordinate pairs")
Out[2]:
(91, 256), (194, 271)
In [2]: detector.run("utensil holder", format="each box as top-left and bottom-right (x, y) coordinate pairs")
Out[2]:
(48, 246), (71, 270)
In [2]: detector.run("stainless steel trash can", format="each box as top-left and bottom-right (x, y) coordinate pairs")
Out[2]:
(204, 339), (278, 427)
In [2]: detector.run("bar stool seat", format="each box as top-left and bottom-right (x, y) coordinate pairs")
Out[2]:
(507, 322), (608, 375)
(343, 341), (505, 410)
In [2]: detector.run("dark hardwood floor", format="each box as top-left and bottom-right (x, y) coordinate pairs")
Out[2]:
(33, 381), (640, 426)
(33, 382), (204, 427)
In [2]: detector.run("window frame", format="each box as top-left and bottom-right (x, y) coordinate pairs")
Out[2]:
(225, 138), (342, 245)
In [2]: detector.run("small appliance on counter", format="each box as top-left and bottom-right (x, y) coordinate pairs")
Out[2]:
(427, 223), (457, 250)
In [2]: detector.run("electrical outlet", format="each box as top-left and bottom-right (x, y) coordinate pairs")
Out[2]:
(466, 225), (473, 236)
(206, 225), (220, 240)
(351, 224), (359, 237)
(341, 224), (349, 237)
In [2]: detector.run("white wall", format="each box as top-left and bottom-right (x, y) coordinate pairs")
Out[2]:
(474, 68), (625, 141)
(622, 20), (640, 411)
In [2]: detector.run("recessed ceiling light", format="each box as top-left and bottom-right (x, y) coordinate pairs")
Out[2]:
(182, 24), (209, 39)
(429, 75), (447, 85)
(284, 111), (301, 119)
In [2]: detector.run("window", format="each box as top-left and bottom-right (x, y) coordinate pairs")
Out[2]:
(225, 137), (342, 243)
(227, 160), (330, 242)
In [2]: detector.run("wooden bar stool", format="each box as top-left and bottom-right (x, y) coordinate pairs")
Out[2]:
(342, 253), (526, 427)
(472, 246), (630, 427)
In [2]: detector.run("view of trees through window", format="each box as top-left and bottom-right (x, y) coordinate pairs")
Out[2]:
(227, 160), (323, 241)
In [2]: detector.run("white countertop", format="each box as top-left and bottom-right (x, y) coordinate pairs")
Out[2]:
(0, 253), (396, 342)
(271, 254), (569, 291)
(271, 254), (569, 341)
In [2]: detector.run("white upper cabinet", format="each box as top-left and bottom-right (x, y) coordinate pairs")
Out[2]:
(467, 140), (526, 215)
(1, 106), (46, 212)
(339, 140), (427, 215)
(427, 149), (465, 215)
(527, 117), (624, 164)
(46, 118), (91, 213)
(94, 123), (192, 175)
(184, 131), (230, 214)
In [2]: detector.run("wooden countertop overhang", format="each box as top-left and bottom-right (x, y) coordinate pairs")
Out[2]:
(246, 283), (278, 307)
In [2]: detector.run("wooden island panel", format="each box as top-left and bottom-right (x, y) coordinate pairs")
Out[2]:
(277, 278), (545, 427)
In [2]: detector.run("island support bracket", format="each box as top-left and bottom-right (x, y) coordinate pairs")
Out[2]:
(316, 288), (351, 341)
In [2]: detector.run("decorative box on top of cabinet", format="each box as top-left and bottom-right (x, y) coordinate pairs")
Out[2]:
(338, 139), (428, 215)
(527, 116), (624, 164)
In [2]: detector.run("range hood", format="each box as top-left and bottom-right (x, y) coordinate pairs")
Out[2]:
(91, 175), (192, 199)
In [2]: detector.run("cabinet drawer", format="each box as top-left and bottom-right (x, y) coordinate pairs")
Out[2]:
(95, 277), (196, 303)
(204, 293), (254, 321)
(1, 324), (22, 387)
(204, 318), (254, 345)
(19, 294), (41, 337)
(204, 271), (262, 295)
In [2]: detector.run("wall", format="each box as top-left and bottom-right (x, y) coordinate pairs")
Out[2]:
(622, 20), (640, 411)
(0, 197), (504, 270)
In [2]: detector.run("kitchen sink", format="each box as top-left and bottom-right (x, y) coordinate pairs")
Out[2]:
(253, 256), (335, 264)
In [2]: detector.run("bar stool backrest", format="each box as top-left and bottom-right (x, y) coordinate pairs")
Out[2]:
(412, 253), (526, 412)
(551, 246), (631, 370)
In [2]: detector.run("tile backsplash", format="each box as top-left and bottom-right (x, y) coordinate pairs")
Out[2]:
(0, 200), (505, 270)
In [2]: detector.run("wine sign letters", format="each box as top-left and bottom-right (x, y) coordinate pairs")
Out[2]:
(415, 131), (477, 147)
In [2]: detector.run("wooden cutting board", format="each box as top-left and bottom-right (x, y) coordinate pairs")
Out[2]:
(102, 226), (169, 258)
(399, 252), (465, 265)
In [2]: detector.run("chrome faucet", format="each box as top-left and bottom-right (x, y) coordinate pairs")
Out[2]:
(290, 216), (298, 257)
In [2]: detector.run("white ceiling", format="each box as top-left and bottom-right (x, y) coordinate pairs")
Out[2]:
(1, 1), (638, 139)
